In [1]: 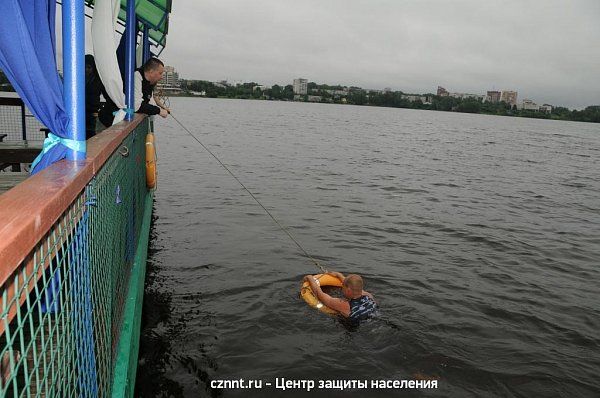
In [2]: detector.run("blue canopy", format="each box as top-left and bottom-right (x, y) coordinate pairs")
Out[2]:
(0, 0), (79, 174)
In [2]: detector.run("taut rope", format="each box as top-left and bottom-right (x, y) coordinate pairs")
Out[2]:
(169, 112), (327, 274)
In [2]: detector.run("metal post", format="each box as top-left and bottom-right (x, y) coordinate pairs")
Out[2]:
(142, 24), (151, 63)
(125, 0), (137, 121)
(62, 0), (86, 160)
(20, 103), (26, 141)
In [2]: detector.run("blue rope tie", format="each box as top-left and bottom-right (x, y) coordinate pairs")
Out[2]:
(113, 108), (135, 116)
(30, 133), (86, 172)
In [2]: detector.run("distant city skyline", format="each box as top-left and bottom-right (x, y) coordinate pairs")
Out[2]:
(159, 0), (599, 110)
(167, 67), (599, 121)
(160, 65), (566, 110)
(170, 71), (593, 111)
(173, 66), (574, 110)
(170, 74), (592, 111)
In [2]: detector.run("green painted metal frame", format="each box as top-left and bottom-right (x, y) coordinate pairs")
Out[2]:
(83, 0), (172, 48)
(111, 191), (153, 398)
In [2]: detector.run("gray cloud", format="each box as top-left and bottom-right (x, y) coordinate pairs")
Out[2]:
(161, 0), (600, 108)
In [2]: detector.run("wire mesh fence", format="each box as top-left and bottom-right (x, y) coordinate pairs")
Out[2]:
(0, 96), (46, 142)
(24, 116), (47, 142)
(88, 124), (148, 396)
(0, 119), (151, 397)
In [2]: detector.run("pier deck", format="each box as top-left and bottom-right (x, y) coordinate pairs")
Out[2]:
(0, 172), (29, 195)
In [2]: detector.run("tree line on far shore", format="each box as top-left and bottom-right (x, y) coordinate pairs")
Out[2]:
(181, 79), (600, 124)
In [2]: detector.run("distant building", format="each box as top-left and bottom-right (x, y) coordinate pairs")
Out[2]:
(158, 66), (180, 88)
(486, 91), (501, 103)
(438, 86), (488, 101)
(450, 92), (484, 101)
(398, 94), (433, 104)
(402, 94), (426, 103)
(253, 85), (271, 91)
(157, 65), (181, 94)
(518, 100), (553, 113)
(325, 89), (348, 96)
(307, 95), (322, 102)
(293, 78), (308, 95)
(500, 90), (518, 106)
(519, 99), (539, 111)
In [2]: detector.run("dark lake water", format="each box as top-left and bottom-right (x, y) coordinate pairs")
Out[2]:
(135, 98), (600, 397)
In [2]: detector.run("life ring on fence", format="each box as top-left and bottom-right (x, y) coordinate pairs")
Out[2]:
(300, 274), (343, 315)
(145, 133), (157, 189)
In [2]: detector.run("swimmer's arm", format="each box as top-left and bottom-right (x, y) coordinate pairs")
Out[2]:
(326, 271), (345, 282)
(304, 275), (322, 295)
(304, 275), (350, 317)
(319, 295), (351, 317)
(363, 290), (375, 302)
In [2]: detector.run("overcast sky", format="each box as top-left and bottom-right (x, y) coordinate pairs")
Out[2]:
(157, 0), (600, 109)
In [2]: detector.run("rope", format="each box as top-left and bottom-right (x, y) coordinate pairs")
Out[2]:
(156, 86), (170, 110)
(169, 113), (327, 274)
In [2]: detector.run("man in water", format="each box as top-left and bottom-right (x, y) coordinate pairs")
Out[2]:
(303, 272), (378, 322)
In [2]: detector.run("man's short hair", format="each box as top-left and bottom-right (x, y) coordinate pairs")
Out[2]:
(343, 274), (363, 293)
(143, 57), (164, 72)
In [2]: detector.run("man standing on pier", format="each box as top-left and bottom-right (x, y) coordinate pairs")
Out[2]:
(134, 57), (170, 119)
(98, 57), (169, 127)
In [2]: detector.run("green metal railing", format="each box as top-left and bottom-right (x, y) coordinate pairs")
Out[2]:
(1, 118), (153, 397)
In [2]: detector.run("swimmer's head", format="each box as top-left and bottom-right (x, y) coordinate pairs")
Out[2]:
(342, 274), (363, 299)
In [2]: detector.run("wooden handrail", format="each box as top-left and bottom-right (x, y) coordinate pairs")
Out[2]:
(0, 114), (146, 286)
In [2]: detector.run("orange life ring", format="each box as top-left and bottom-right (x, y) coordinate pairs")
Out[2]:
(301, 274), (343, 315)
(145, 133), (157, 189)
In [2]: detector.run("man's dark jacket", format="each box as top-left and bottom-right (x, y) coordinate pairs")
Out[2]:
(98, 69), (160, 127)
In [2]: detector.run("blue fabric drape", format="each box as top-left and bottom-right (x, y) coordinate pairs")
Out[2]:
(117, 28), (127, 83)
(117, 29), (127, 86)
(0, 0), (74, 174)
(116, 20), (139, 82)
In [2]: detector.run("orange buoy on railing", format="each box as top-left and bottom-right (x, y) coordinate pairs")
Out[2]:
(300, 274), (343, 315)
(145, 132), (157, 189)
